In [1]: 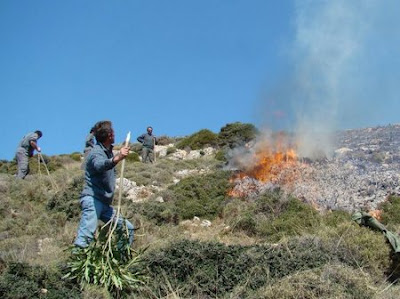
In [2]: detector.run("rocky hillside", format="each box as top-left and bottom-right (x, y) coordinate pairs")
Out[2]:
(293, 124), (400, 211)
(1, 123), (400, 298)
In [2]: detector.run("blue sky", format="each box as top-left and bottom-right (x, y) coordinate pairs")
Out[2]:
(1, 0), (399, 159)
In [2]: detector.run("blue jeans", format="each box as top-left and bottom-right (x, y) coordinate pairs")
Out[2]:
(74, 196), (134, 248)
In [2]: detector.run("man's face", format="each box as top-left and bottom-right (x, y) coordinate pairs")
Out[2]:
(109, 129), (115, 144)
(147, 127), (153, 135)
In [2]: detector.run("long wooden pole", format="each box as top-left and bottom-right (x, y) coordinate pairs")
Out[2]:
(105, 132), (130, 252)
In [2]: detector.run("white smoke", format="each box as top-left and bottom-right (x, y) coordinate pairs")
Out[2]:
(292, 0), (373, 158)
(261, 0), (397, 159)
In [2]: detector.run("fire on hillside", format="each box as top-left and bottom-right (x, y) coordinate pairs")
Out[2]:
(227, 137), (306, 198)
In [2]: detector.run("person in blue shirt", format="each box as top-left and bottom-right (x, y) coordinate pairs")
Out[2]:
(74, 120), (134, 248)
(15, 130), (42, 179)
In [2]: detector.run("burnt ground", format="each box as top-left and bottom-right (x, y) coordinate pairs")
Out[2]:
(291, 124), (400, 211)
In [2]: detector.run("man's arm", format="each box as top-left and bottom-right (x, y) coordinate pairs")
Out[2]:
(112, 146), (130, 164)
(30, 140), (41, 153)
(137, 134), (145, 144)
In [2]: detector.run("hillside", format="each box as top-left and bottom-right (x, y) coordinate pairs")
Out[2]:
(1, 123), (400, 298)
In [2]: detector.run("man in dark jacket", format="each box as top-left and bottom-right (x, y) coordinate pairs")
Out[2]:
(15, 130), (42, 179)
(137, 126), (157, 163)
(74, 120), (134, 248)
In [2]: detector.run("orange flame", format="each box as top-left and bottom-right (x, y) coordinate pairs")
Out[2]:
(228, 143), (300, 197)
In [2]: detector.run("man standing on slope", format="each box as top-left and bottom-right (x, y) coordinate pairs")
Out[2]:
(137, 126), (157, 163)
(15, 130), (42, 179)
(74, 120), (134, 248)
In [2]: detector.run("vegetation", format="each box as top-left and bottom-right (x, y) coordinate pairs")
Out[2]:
(218, 122), (258, 148)
(64, 226), (146, 297)
(1, 126), (400, 298)
(0, 262), (81, 299)
(176, 129), (218, 150)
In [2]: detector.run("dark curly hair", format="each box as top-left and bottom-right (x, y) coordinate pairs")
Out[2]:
(94, 121), (113, 143)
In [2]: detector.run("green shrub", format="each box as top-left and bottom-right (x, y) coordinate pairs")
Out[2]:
(29, 154), (64, 174)
(64, 226), (146, 296)
(125, 152), (140, 162)
(130, 201), (179, 225)
(214, 149), (227, 162)
(167, 170), (232, 220)
(218, 122), (258, 148)
(256, 196), (322, 241)
(176, 129), (218, 150)
(142, 237), (363, 298)
(156, 135), (176, 146)
(225, 191), (321, 241)
(379, 196), (400, 228)
(69, 152), (82, 162)
(0, 160), (17, 175)
(47, 175), (83, 220)
(166, 146), (177, 155)
(254, 264), (376, 299)
(0, 262), (81, 298)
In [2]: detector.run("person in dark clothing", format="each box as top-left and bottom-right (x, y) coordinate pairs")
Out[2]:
(84, 126), (96, 155)
(137, 126), (157, 163)
(74, 120), (134, 248)
(81, 126), (96, 169)
(15, 130), (42, 179)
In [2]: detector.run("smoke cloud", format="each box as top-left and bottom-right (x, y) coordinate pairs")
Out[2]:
(262, 0), (399, 159)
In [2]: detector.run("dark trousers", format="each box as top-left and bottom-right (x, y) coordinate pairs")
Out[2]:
(142, 147), (154, 163)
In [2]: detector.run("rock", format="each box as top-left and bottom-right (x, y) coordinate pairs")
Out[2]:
(168, 149), (187, 160)
(200, 220), (212, 227)
(186, 150), (201, 160)
(155, 196), (164, 203)
(155, 144), (175, 157)
(115, 178), (137, 193)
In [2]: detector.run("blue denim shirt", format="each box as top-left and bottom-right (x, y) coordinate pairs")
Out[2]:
(81, 142), (117, 204)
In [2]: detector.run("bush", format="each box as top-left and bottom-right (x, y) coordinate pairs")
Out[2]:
(29, 154), (64, 174)
(125, 152), (140, 162)
(176, 129), (218, 150)
(214, 149), (227, 162)
(69, 152), (82, 162)
(156, 135), (176, 146)
(0, 262), (81, 298)
(256, 196), (321, 241)
(167, 170), (232, 220)
(379, 196), (400, 228)
(166, 146), (177, 155)
(142, 237), (364, 298)
(226, 191), (321, 241)
(64, 226), (147, 297)
(218, 122), (258, 148)
(130, 201), (179, 225)
(254, 264), (376, 299)
(0, 160), (17, 175)
(47, 175), (84, 220)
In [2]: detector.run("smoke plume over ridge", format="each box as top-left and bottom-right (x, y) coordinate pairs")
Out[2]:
(262, 0), (399, 159)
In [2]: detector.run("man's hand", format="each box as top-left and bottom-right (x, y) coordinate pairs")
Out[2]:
(113, 146), (130, 164)
(37, 147), (41, 153)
